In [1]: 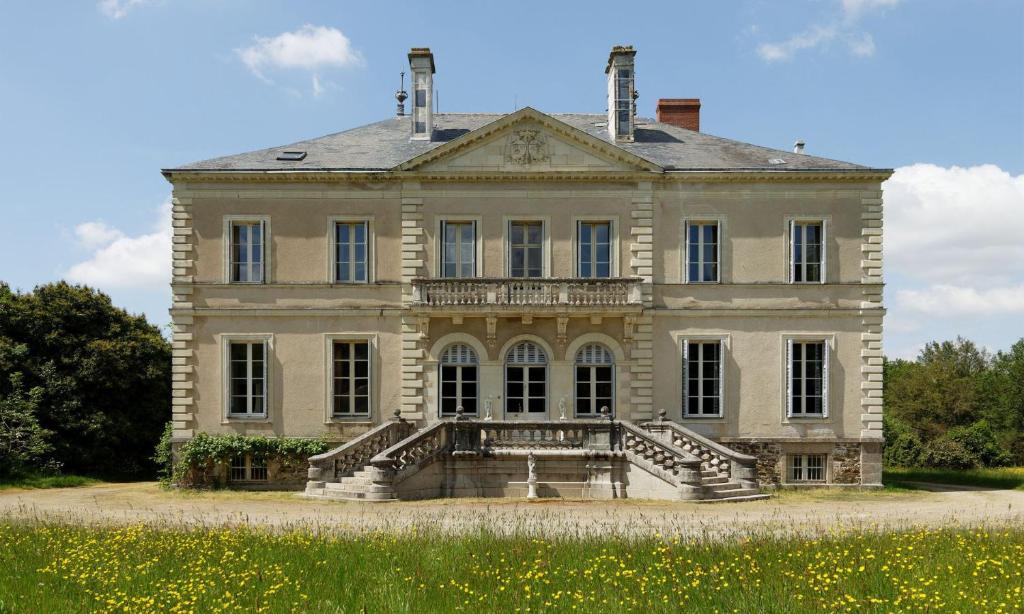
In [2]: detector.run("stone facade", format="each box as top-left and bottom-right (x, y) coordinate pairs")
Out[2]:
(163, 47), (889, 492)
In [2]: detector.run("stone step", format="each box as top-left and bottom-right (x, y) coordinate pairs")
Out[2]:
(702, 476), (730, 485)
(706, 482), (742, 493)
(696, 493), (771, 504)
(325, 482), (369, 494)
(709, 487), (761, 498)
(340, 476), (373, 486)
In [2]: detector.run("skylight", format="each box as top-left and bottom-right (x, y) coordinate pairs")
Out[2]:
(276, 151), (307, 161)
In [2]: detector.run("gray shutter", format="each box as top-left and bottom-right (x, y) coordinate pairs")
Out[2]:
(788, 219), (796, 283)
(260, 220), (267, 283)
(822, 340), (830, 418)
(718, 340), (725, 416)
(681, 340), (689, 416)
(683, 220), (690, 283)
(820, 219), (828, 284)
(785, 338), (794, 417)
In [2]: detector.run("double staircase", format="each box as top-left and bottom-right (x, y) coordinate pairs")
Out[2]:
(305, 410), (769, 503)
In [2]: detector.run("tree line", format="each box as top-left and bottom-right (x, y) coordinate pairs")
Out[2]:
(0, 282), (1021, 479)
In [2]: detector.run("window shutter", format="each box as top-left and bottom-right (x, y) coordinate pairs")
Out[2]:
(682, 221), (690, 283)
(715, 221), (722, 283)
(681, 340), (689, 415)
(718, 340), (725, 415)
(471, 220), (478, 277)
(820, 219), (828, 284)
(788, 219), (796, 283)
(785, 338), (794, 417)
(822, 340), (830, 418)
(259, 220), (267, 283)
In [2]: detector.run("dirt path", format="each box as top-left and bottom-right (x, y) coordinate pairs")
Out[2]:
(2, 483), (1021, 538)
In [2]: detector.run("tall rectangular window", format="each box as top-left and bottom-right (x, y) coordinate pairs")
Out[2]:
(335, 221), (368, 282)
(230, 222), (264, 283)
(789, 341), (827, 416)
(509, 221), (543, 278)
(229, 341), (266, 417)
(791, 221), (824, 283)
(578, 221), (612, 278)
(790, 454), (826, 482)
(683, 341), (722, 417)
(441, 221), (476, 278)
(686, 222), (719, 283)
(332, 341), (370, 417)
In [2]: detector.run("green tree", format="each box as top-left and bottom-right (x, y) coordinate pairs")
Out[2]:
(0, 372), (52, 477)
(0, 282), (170, 478)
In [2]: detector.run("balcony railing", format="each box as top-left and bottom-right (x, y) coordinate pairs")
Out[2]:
(411, 277), (642, 309)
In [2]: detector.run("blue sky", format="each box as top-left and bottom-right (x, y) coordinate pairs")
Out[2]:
(0, 0), (1021, 359)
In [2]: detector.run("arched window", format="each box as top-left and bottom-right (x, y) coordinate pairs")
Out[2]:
(439, 343), (478, 416)
(505, 341), (547, 415)
(575, 343), (614, 416)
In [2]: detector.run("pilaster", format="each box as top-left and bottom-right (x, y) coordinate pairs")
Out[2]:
(400, 182), (426, 421)
(859, 189), (884, 440)
(627, 182), (654, 420)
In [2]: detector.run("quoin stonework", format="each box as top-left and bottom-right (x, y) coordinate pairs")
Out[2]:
(163, 45), (889, 501)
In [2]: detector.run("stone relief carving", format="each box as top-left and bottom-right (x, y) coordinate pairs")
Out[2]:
(505, 129), (550, 165)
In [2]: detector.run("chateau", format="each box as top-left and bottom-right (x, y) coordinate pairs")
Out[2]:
(163, 46), (889, 501)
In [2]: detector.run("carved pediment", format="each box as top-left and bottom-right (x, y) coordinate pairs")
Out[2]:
(396, 108), (660, 174)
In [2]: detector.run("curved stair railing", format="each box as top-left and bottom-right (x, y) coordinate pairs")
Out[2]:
(305, 410), (414, 490)
(366, 421), (452, 499)
(617, 420), (707, 499)
(640, 410), (759, 489)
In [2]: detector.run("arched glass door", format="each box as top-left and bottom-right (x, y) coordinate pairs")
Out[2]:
(505, 341), (547, 417)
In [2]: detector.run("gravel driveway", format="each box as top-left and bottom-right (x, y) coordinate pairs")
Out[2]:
(2, 482), (1021, 538)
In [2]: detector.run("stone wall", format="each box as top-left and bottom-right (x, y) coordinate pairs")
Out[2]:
(724, 440), (865, 486)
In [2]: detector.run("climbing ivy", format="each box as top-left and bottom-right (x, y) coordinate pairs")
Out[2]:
(172, 433), (328, 488)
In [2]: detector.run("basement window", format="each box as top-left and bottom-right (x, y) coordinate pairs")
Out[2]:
(276, 151), (307, 161)
(230, 455), (268, 482)
(789, 454), (826, 483)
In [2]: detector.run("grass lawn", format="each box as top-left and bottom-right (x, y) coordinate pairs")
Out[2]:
(0, 523), (1021, 613)
(884, 467), (1024, 490)
(0, 475), (101, 491)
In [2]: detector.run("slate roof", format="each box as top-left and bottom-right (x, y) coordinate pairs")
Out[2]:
(165, 112), (878, 174)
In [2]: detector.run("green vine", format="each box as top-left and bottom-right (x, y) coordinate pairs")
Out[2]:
(171, 433), (328, 488)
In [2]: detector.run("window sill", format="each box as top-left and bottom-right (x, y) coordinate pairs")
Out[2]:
(326, 417), (373, 424)
(223, 415), (270, 423)
(681, 414), (724, 420)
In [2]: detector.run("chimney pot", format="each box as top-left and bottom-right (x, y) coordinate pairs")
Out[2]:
(656, 98), (701, 132)
(794, 140), (806, 154)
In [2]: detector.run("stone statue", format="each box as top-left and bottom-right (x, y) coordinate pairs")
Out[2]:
(526, 452), (538, 499)
(484, 397), (493, 421)
(558, 397), (567, 420)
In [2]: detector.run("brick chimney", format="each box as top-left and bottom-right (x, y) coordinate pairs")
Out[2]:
(656, 98), (701, 132)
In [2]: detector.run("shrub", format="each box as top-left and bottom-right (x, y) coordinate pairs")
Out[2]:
(0, 373), (52, 478)
(882, 415), (924, 467)
(945, 420), (1013, 467)
(921, 438), (979, 469)
(172, 433), (328, 488)
(152, 422), (174, 484)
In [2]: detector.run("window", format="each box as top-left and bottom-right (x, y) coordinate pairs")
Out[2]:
(230, 455), (268, 482)
(791, 221), (824, 283)
(575, 343), (614, 416)
(789, 454), (826, 482)
(441, 221), (476, 278)
(505, 341), (547, 415)
(683, 341), (722, 417)
(332, 341), (371, 417)
(439, 344), (478, 416)
(228, 341), (266, 417)
(578, 221), (612, 278)
(334, 221), (368, 283)
(230, 221), (264, 283)
(686, 221), (719, 283)
(787, 340), (828, 417)
(509, 221), (544, 278)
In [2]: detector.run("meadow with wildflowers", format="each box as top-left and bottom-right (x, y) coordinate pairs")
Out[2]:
(0, 522), (1021, 613)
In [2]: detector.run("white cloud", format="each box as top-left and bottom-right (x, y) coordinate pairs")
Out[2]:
(896, 285), (1024, 317)
(98, 0), (151, 20)
(884, 164), (1024, 287)
(66, 200), (171, 290)
(757, 0), (898, 61)
(236, 25), (363, 95)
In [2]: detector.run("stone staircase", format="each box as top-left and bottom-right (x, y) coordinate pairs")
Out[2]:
(305, 414), (770, 503)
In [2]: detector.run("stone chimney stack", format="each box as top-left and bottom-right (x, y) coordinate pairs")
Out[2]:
(656, 99), (701, 132)
(408, 48), (435, 140)
(606, 45), (636, 142)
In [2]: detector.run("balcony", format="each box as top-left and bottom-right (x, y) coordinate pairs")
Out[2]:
(410, 277), (643, 313)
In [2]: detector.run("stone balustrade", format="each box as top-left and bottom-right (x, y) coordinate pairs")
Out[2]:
(641, 410), (759, 489)
(306, 410), (413, 484)
(410, 277), (643, 310)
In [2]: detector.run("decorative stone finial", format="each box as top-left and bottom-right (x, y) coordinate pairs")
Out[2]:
(393, 408), (405, 423)
(455, 406), (467, 421)
(600, 406), (612, 421)
(657, 408), (667, 423)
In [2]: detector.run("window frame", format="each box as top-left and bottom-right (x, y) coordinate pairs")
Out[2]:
(230, 455), (269, 482)
(504, 341), (549, 416)
(783, 335), (833, 420)
(573, 343), (615, 417)
(323, 334), (377, 423)
(682, 338), (725, 418)
(221, 334), (273, 422)
(683, 219), (722, 284)
(438, 343), (479, 417)
(223, 215), (271, 284)
(788, 453), (828, 483)
(574, 217), (618, 279)
(327, 216), (374, 284)
(503, 216), (550, 278)
(787, 217), (828, 284)
(436, 216), (482, 279)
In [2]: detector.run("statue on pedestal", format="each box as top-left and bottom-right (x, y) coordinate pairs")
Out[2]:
(526, 452), (538, 499)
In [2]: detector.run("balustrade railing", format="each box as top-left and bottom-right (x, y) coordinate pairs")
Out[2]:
(307, 410), (413, 481)
(411, 278), (642, 308)
(641, 410), (758, 487)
